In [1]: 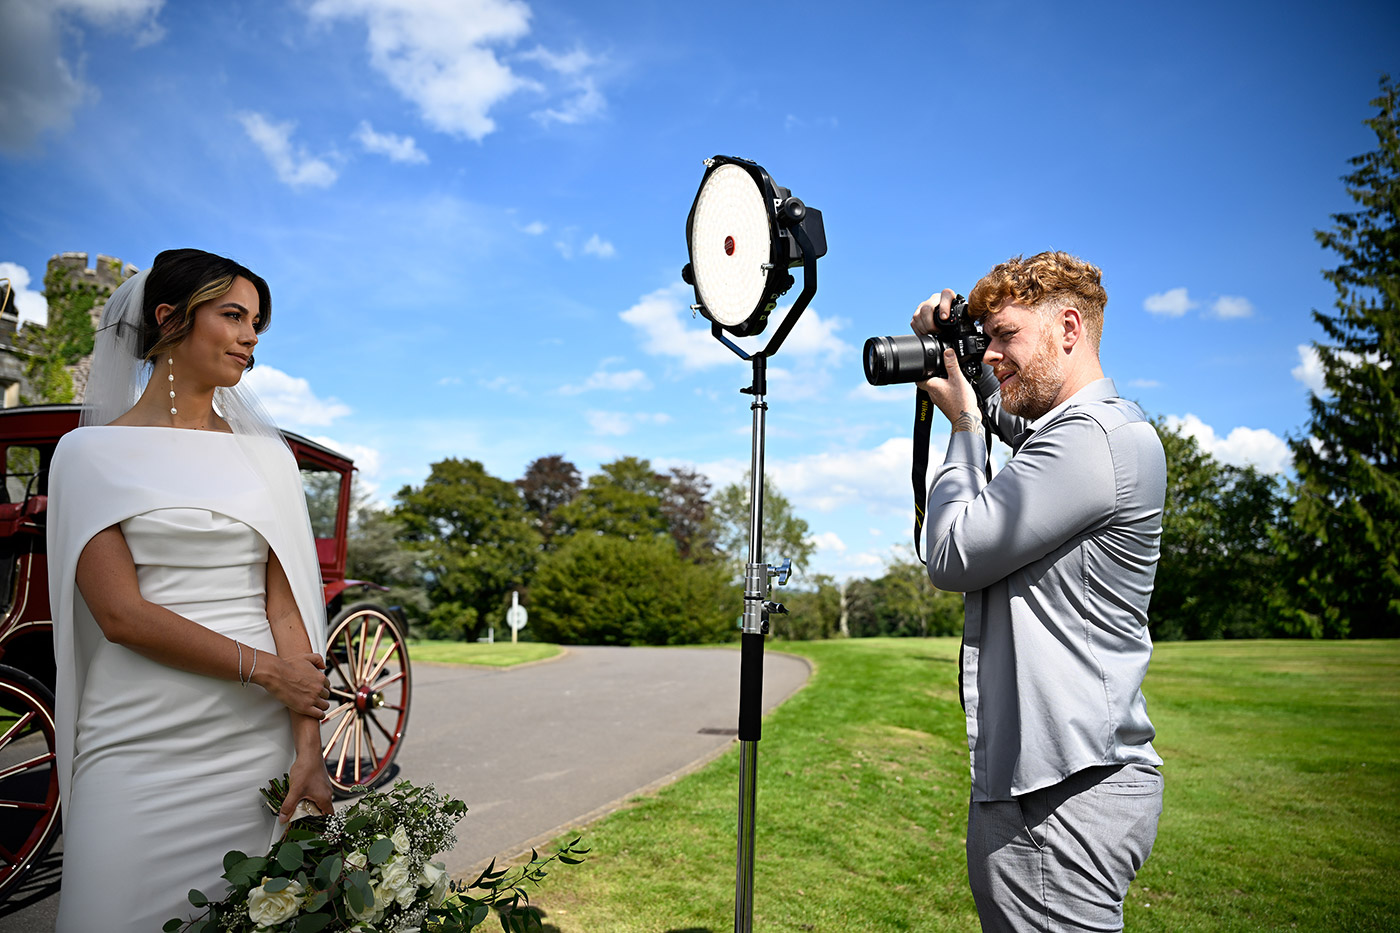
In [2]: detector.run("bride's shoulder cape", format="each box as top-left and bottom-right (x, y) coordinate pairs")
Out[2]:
(45, 426), (328, 801)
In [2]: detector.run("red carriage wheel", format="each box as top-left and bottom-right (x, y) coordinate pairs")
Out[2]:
(321, 603), (411, 796)
(0, 664), (61, 900)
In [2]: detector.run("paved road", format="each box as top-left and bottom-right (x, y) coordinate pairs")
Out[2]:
(0, 644), (810, 931)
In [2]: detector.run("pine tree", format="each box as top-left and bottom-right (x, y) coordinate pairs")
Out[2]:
(1285, 75), (1400, 636)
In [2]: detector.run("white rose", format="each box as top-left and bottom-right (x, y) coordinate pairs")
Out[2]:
(419, 860), (449, 905)
(391, 824), (412, 854)
(380, 856), (418, 907)
(348, 886), (382, 926)
(344, 850), (368, 872)
(247, 877), (304, 927)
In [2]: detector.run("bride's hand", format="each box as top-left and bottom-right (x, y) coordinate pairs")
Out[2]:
(253, 652), (331, 718)
(281, 754), (334, 823)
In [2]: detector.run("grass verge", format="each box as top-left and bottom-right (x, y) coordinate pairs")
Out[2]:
(407, 640), (561, 667)
(520, 638), (1399, 933)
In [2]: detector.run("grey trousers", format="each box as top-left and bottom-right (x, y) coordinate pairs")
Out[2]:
(966, 762), (1163, 933)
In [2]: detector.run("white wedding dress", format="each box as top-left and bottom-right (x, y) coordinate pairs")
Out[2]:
(47, 428), (327, 933)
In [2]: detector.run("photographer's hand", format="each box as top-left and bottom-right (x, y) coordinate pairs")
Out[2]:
(912, 290), (982, 432)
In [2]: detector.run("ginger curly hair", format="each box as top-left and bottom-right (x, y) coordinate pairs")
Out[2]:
(967, 251), (1106, 348)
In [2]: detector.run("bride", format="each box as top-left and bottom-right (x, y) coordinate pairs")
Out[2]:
(47, 249), (335, 932)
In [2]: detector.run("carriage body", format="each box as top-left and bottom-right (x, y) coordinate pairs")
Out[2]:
(0, 405), (412, 898)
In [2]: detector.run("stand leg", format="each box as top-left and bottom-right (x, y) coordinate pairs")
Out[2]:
(735, 631), (765, 932)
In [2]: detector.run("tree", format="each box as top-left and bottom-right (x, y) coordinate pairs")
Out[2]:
(1153, 422), (1288, 640)
(344, 480), (430, 634)
(22, 258), (118, 403)
(1283, 75), (1400, 637)
(394, 458), (541, 639)
(553, 456), (669, 541)
(527, 534), (735, 645)
(658, 465), (718, 562)
(711, 474), (815, 581)
(776, 574), (843, 641)
(516, 454), (581, 548)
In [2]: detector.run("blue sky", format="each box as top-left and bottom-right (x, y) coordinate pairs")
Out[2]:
(2, 0), (1396, 582)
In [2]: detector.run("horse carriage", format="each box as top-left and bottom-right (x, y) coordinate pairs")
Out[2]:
(0, 404), (413, 898)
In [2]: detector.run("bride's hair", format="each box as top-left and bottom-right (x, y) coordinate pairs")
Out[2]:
(141, 249), (271, 365)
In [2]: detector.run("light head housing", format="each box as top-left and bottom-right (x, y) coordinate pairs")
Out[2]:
(682, 155), (826, 338)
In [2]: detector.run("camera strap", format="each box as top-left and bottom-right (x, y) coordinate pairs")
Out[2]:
(911, 388), (934, 563)
(911, 386), (994, 563)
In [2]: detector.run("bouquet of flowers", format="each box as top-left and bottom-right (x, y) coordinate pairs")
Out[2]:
(164, 775), (586, 933)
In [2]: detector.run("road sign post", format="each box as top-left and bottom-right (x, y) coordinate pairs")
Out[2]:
(506, 591), (528, 644)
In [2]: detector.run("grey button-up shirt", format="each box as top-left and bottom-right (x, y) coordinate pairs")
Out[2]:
(926, 376), (1164, 801)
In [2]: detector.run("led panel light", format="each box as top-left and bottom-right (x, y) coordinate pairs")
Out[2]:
(690, 164), (772, 329)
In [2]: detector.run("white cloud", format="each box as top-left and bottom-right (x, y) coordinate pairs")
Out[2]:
(1292, 345), (1327, 396)
(1164, 413), (1292, 475)
(582, 234), (615, 258)
(521, 221), (547, 235)
(0, 0), (164, 154)
(238, 112), (338, 188)
(479, 375), (526, 396)
(768, 437), (918, 514)
(1209, 295), (1254, 319)
(807, 530), (847, 554)
(308, 434), (383, 501)
(851, 381), (918, 400)
(306, 1), (604, 141)
(518, 44), (606, 125)
(1291, 343), (1390, 398)
(560, 366), (651, 395)
(619, 284), (734, 370)
(584, 410), (671, 436)
(244, 365), (352, 427)
(1143, 287), (1197, 317)
(620, 284), (853, 372)
(0, 262), (49, 326)
(354, 120), (428, 164)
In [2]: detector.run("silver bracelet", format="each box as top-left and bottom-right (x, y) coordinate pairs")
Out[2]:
(236, 641), (245, 685)
(246, 647), (258, 687)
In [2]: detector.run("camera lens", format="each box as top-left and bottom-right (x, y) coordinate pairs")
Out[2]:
(862, 334), (946, 386)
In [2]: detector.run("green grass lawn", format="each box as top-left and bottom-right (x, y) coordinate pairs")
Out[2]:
(407, 640), (561, 667)
(516, 638), (1399, 933)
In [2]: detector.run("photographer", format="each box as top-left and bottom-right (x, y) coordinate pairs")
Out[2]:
(914, 252), (1165, 932)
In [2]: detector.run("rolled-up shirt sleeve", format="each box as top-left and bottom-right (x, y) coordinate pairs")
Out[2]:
(925, 413), (1117, 593)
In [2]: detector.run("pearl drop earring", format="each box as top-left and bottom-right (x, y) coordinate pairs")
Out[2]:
(168, 356), (176, 417)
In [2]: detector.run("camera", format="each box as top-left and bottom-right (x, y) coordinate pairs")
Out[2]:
(862, 294), (990, 386)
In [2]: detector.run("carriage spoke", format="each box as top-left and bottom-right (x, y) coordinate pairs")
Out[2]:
(362, 718), (380, 766)
(0, 752), (55, 783)
(0, 711), (36, 746)
(322, 707), (355, 757)
(353, 719), (364, 784)
(0, 799), (52, 811)
(355, 616), (370, 682)
(363, 645), (400, 686)
(367, 712), (397, 745)
(369, 670), (406, 693)
(360, 624), (386, 682)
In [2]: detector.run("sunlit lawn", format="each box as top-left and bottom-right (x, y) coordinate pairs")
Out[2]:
(518, 638), (1399, 933)
(407, 639), (561, 667)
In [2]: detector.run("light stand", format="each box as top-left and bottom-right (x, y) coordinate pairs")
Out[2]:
(681, 155), (826, 933)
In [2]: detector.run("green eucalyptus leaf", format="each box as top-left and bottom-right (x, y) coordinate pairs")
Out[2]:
(187, 889), (208, 907)
(305, 889), (329, 912)
(163, 919), (183, 932)
(263, 877), (290, 893)
(346, 882), (365, 914)
(222, 850), (246, 873)
(276, 841), (305, 871)
(368, 835), (394, 865)
(294, 913), (335, 933)
(315, 854), (343, 885)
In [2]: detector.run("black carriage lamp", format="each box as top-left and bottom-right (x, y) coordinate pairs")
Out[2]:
(681, 155), (826, 933)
